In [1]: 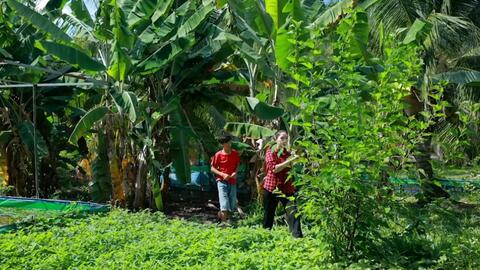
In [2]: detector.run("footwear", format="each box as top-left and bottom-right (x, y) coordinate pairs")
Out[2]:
(226, 218), (235, 226)
(218, 221), (231, 227)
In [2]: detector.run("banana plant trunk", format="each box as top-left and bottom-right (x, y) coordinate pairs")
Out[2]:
(133, 149), (148, 209)
(6, 138), (32, 196)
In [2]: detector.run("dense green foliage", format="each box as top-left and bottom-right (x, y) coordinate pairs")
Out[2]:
(0, 210), (330, 269)
(1, 204), (479, 269)
(1, 0), (480, 268)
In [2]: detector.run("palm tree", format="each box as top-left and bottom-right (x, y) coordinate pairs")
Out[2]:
(365, 0), (480, 199)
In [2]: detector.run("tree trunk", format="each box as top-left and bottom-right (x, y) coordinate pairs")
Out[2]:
(415, 135), (450, 200)
(160, 167), (170, 206)
(404, 92), (450, 201)
(133, 150), (147, 209)
(122, 154), (137, 209)
(6, 139), (31, 196)
(145, 173), (155, 210)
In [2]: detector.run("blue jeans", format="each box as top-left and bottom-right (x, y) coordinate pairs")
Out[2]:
(217, 181), (237, 212)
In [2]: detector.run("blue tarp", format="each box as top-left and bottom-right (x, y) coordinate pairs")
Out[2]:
(168, 163), (250, 193)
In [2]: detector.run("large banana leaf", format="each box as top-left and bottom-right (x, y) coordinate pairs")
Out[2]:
(70, 0), (94, 27)
(232, 141), (253, 151)
(43, 0), (68, 12)
(150, 0), (175, 23)
(151, 171), (163, 211)
(175, 0), (214, 38)
(122, 91), (138, 123)
(237, 43), (262, 62)
(275, 25), (293, 71)
(246, 97), (284, 120)
(272, 0), (310, 71)
(112, 91), (138, 122)
(265, 0), (288, 30)
(228, 0), (273, 37)
(150, 96), (180, 130)
(17, 121), (49, 160)
(35, 41), (106, 71)
(310, 0), (353, 30)
(225, 122), (275, 139)
(108, 43), (132, 81)
(282, 0), (304, 22)
(139, 37), (193, 74)
(298, 0), (323, 21)
(124, 0), (158, 27)
(94, 0), (114, 41)
(169, 108), (191, 184)
(112, 1), (135, 50)
(138, 11), (176, 43)
(0, 48), (13, 59)
(6, 0), (72, 43)
(68, 106), (110, 145)
(461, 46), (480, 58)
(0, 131), (13, 146)
(432, 71), (480, 86)
(358, 0), (381, 9)
(339, 11), (370, 60)
(403, 19), (432, 44)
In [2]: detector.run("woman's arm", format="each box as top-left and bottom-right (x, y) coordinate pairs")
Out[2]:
(273, 155), (299, 173)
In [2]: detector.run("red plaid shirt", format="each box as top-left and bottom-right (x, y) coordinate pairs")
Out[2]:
(263, 148), (295, 195)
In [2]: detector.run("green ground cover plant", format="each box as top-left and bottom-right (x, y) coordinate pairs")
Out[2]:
(1, 203), (479, 269)
(0, 209), (331, 270)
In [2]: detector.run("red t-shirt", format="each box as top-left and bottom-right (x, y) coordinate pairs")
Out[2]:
(211, 149), (240, 184)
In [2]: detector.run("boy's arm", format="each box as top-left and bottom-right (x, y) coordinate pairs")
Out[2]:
(210, 154), (229, 180)
(211, 166), (230, 180)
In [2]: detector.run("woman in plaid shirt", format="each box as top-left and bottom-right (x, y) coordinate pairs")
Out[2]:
(262, 130), (303, 238)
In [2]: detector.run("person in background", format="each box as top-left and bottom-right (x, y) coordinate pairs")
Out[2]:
(263, 130), (303, 238)
(211, 133), (240, 225)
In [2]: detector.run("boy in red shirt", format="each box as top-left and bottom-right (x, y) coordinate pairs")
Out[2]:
(211, 133), (240, 224)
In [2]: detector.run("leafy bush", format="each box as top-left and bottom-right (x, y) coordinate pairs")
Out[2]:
(284, 10), (442, 260)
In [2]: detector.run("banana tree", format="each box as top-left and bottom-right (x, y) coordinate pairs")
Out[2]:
(4, 0), (257, 208)
(219, 0), (325, 199)
(0, 2), (89, 197)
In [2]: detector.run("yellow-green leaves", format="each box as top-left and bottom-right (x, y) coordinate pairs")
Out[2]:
(68, 107), (110, 145)
(107, 43), (132, 81)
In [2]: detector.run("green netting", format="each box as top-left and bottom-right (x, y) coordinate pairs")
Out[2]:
(389, 177), (480, 187)
(0, 196), (109, 233)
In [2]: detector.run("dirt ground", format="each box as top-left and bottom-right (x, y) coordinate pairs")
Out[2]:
(164, 188), (251, 224)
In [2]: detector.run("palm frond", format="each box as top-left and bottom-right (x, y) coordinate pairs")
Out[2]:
(449, 0), (480, 17)
(454, 46), (480, 70)
(426, 13), (480, 62)
(366, 0), (426, 52)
